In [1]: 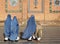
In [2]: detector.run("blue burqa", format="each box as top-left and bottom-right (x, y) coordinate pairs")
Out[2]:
(22, 15), (36, 39)
(9, 16), (19, 40)
(4, 14), (11, 37)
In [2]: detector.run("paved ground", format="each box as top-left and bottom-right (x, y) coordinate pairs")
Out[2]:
(0, 24), (60, 44)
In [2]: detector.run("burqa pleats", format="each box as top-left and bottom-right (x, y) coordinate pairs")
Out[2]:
(22, 15), (36, 39)
(9, 16), (19, 40)
(4, 14), (11, 37)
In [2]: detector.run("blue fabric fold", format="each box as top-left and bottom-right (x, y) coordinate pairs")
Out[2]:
(22, 15), (36, 39)
(9, 16), (19, 40)
(4, 14), (11, 37)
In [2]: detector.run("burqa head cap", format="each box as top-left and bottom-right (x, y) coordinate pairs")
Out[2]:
(13, 16), (18, 24)
(7, 14), (11, 18)
(13, 16), (17, 21)
(31, 15), (34, 17)
(31, 15), (35, 23)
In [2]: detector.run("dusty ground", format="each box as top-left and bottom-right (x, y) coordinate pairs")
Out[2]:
(0, 22), (60, 44)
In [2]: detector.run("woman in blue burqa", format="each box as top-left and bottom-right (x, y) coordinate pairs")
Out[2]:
(9, 16), (19, 41)
(22, 15), (36, 41)
(4, 14), (11, 41)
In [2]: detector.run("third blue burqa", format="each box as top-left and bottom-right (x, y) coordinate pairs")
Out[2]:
(9, 16), (19, 40)
(22, 15), (36, 39)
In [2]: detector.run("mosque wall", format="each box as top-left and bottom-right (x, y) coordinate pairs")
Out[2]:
(0, 0), (60, 24)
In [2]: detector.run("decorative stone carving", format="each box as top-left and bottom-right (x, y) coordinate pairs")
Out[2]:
(34, 0), (38, 8)
(55, 0), (60, 5)
(28, 0), (44, 13)
(10, 0), (18, 7)
(5, 0), (23, 13)
(49, 0), (60, 13)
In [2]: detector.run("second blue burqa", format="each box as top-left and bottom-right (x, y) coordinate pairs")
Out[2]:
(9, 16), (19, 40)
(22, 15), (36, 39)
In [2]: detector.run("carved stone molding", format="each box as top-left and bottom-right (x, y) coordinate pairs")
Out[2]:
(49, 0), (60, 13)
(28, 0), (44, 13)
(5, 0), (23, 13)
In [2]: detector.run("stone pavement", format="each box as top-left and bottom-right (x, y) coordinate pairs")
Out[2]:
(0, 23), (60, 44)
